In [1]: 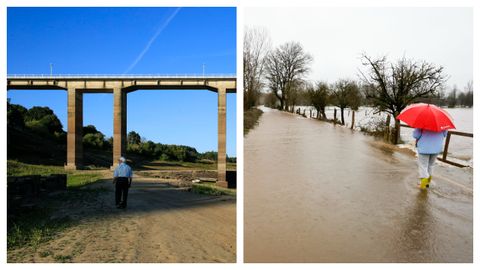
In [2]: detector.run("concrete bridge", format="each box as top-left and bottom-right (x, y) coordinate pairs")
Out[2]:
(7, 74), (236, 186)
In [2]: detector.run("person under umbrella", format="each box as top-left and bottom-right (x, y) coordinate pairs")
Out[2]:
(397, 103), (455, 190)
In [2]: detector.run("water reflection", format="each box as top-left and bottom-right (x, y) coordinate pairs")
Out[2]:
(396, 191), (434, 262)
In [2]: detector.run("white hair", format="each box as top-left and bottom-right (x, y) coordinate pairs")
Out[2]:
(119, 157), (126, 163)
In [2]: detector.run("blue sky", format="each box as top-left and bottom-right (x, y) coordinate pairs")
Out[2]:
(7, 7), (237, 156)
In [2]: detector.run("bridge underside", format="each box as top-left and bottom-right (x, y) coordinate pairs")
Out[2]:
(7, 77), (236, 186)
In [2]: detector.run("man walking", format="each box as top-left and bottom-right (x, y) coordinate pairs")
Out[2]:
(113, 157), (133, 209)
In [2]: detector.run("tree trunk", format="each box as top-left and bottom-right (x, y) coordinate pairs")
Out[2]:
(350, 110), (355, 129)
(393, 118), (401, 144)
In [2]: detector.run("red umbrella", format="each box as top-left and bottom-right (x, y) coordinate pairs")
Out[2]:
(396, 103), (456, 132)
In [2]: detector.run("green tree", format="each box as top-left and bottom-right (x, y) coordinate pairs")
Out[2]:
(25, 106), (54, 122)
(140, 141), (156, 157)
(7, 103), (27, 129)
(24, 106), (63, 134)
(25, 120), (50, 136)
(83, 125), (99, 135)
(39, 114), (63, 134)
(199, 151), (217, 161)
(83, 133), (105, 149)
(128, 131), (141, 145)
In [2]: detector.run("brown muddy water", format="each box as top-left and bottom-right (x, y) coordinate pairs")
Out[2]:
(244, 107), (472, 263)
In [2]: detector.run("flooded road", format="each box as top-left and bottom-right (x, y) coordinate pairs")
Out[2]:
(244, 107), (472, 263)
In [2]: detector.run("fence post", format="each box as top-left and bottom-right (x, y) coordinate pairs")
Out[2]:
(442, 132), (452, 161)
(334, 109), (337, 125)
(384, 115), (391, 142)
(350, 110), (355, 129)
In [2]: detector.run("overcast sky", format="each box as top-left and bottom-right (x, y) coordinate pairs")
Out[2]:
(246, 7), (473, 91)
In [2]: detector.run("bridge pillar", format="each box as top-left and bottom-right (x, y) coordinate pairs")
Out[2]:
(112, 87), (127, 168)
(217, 87), (227, 187)
(65, 88), (83, 170)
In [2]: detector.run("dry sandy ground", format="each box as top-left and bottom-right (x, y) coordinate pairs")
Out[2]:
(8, 174), (236, 263)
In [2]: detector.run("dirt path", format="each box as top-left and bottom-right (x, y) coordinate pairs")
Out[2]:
(8, 174), (236, 263)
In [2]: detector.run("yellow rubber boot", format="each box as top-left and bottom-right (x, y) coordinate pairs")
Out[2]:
(419, 178), (429, 190)
(426, 176), (432, 188)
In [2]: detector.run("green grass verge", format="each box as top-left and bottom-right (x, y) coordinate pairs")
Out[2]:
(244, 108), (263, 135)
(191, 183), (236, 196)
(8, 160), (104, 188)
(140, 160), (236, 171)
(67, 173), (103, 188)
(7, 207), (72, 251)
(7, 160), (64, 176)
(7, 183), (107, 253)
(7, 160), (107, 252)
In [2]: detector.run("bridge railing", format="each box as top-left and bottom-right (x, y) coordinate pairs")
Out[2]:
(7, 74), (237, 79)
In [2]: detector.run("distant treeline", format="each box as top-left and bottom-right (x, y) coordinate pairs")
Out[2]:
(7, 101), (235, 163)
(125, 130), (235, 163)
(259, 80), (474, 110)
(243, 26), (473, 144)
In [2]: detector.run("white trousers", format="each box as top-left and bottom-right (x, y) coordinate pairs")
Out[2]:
(417, 153), (438, 179)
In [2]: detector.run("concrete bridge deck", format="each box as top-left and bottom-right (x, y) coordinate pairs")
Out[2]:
(7, 74), (236, 186)
(7, 74), (236, 92)
(244, 107), (472, 262)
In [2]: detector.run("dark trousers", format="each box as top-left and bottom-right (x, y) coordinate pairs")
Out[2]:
(115, 177), (129, 207)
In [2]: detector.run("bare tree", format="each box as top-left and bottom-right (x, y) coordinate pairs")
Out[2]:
(265, 41), (313, 110)
(331, 79), (362, 125)
(447, 85), (458, 108)
(285, 80), (306, 112)
(359, 54), (446, 144)
(307, 81), (330, 119)
(243, 26), (271, 110)
(462, 80), (473, 107)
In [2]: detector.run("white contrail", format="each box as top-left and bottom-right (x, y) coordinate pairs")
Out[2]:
(123, 8), (181, 74)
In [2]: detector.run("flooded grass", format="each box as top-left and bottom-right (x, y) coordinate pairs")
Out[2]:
(244, 108), (264, 135)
